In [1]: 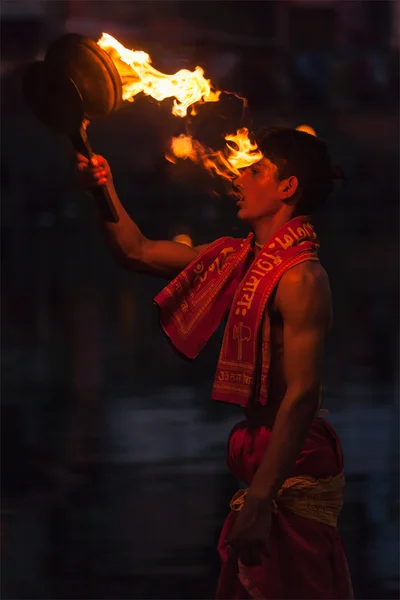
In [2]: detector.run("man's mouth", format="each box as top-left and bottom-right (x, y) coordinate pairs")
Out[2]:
(231, 190), (244, 204)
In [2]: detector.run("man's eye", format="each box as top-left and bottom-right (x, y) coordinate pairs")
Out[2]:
(251, 168), (259, 175)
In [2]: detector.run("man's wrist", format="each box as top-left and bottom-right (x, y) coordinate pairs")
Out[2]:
(247, 483), (275, 505)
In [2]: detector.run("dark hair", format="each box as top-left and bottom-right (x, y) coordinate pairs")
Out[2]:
(255, 127), (342, 214)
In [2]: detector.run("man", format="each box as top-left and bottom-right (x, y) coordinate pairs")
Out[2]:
(76, 128), (353, 599)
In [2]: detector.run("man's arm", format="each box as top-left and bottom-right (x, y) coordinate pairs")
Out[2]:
(98, 186), (208, 278)
(249, 260), (333, 502)
(76, 153), (208, 279)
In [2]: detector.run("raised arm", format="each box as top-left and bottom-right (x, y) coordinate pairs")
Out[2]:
(250, 260), (333, 501)
(75, 153), (208, 279)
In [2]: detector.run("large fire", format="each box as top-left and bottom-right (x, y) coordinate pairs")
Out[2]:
(97, 33), (264, 179)
(98, 33), (220, 117)
(166, 128), (263, 180)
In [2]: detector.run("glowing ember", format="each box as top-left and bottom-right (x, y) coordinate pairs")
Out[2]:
(296, 124), (317, 137)
(170, 135), (194, 159)
(97, 33), (221, 117)
(167, 128), (263, 180)
(173, 233), (193, 247)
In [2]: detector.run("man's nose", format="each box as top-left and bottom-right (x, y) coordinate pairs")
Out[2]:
(233, 174), (244, 189)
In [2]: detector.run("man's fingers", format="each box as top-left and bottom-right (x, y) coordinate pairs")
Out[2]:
(90, 155), (106, 167)
(227, 537), (267, 567)
(74, 153), (110, 189)
(76, 164), (107, 178)
(239, 545), (263, 567)
(75, 153), (107, 168)
(92, 171), (108, 182)
(75, 152), (88, 164)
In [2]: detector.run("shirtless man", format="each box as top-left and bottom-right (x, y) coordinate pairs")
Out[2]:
(76, 128), (352, 599)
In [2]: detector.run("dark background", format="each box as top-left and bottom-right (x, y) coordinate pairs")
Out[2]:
(1, 1), (399, 598)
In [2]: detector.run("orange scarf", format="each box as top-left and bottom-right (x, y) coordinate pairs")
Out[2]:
(154, 216), (319, 407)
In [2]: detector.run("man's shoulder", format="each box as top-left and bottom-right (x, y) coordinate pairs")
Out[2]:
(212, 235), (248, 250)
(218, 235), (247, 244)
(195, 236), (245, 255)
(276, 260), (332, 325)
(279, 260), (330, 291)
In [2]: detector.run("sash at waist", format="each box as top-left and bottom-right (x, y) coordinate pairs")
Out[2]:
(230, 471), (344, 528)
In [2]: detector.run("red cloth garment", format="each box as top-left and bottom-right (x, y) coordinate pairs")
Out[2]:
(154, 216), (319, 407)
(216, 418), (354, 600)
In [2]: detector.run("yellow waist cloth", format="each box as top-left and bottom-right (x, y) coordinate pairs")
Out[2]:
(230, 471), (345, 528)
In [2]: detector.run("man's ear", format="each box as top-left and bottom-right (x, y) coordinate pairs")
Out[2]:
(278, 176), (299, 200)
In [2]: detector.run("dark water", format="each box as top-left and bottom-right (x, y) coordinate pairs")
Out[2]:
(1, 385), (399, 600)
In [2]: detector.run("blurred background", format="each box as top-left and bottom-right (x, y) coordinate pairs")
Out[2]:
(1, 0), (399, 598)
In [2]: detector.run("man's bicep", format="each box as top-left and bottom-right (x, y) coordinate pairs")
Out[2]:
(277, 263), (330, 395)
(138, 239), (209, 279)
(283, 319), (325, 395)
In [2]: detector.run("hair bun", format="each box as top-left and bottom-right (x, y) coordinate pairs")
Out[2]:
(331, 166), (346, 182)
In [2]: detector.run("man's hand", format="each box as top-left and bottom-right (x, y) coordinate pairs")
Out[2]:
(226, 493), (272, 566)
(72, 153), (209, 280)
(75, 153), (112, 189)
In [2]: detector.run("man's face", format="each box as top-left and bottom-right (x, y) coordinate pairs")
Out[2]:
(233, 158), (284, 222)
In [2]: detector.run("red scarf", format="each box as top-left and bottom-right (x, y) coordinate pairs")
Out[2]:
(154, 216), (319, 407)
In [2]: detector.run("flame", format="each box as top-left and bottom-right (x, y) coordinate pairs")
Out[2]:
(170, 135), (195, 159)
(224, 128), (263, 171)
(166, 128), (263, 180)
(97, 35), (262, 179)
(173, 233), (193, 247)
(97, 33), (220, 117)
(296, 124), (317, 137)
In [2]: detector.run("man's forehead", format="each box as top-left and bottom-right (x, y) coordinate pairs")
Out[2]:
(258, 157), (278, 171)
(238, 157), (277, 176)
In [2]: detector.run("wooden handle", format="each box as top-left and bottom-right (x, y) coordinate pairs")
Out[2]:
(70, 125), (119, 223)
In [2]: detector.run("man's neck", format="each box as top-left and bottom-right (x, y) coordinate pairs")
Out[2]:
(252, 212), (295, 247)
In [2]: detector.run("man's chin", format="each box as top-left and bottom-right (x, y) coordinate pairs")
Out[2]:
(236, 207), (251, 222)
